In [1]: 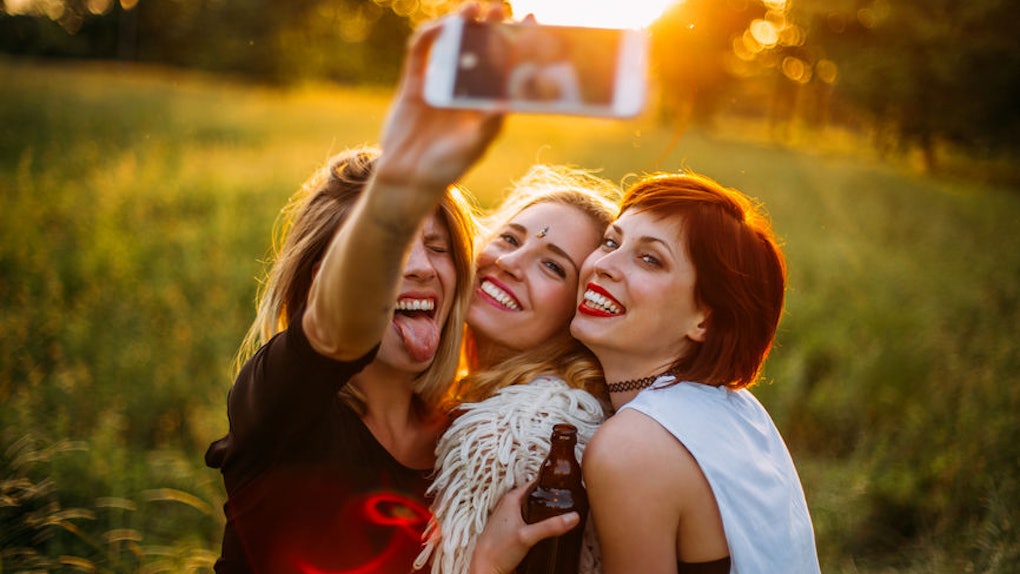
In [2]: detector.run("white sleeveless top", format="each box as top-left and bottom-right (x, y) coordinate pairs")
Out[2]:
(622, 379), (821, 574)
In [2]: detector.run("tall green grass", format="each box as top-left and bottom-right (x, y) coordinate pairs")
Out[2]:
(2, 58), (1018, 572)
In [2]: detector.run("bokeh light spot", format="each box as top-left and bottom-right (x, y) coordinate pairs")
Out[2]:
(816, 59), (839, 85)
(750, 19), (779, 48)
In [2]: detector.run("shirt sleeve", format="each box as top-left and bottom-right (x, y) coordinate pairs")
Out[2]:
(205, 305), (378, 470)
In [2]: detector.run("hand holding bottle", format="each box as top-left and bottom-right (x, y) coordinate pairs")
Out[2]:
(470, 484), (580, 574)
(518, 424), (588, 574)
(470, 424), (588, 574)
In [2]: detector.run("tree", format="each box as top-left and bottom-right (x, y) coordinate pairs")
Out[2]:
(803, 0), (1020, 170)
(2, 0), (413, 84)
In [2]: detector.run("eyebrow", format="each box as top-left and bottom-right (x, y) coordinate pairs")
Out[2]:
(423, 227), (450, 244)
(509, 222), (580, 271)
(610, 223), (676, 256)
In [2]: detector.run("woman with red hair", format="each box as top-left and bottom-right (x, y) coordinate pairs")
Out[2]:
(472, 172), (821, 573)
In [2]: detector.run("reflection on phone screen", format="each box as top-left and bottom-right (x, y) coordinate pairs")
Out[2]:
(453, 23), (621, 106)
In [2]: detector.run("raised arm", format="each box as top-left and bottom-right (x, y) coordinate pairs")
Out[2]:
(304, 4), (505, 360)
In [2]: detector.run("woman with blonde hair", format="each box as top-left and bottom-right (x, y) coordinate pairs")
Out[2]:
(454, 164), (618, 403)
(416, 163), (618, 574)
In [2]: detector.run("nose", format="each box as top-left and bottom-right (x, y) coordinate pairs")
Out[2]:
(404, 239), (437, 281)
(589, 249), (621, 281)
(494, 248), (525, 280)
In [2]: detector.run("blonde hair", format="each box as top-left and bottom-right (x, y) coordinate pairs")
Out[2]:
(476, 164), (619, 243)
(235, 146), (478, 414)
(454, 332), (609, 406)
(451, 164), (619, 408)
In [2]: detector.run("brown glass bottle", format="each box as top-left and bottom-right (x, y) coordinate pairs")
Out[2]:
(518, 424), (588, 574)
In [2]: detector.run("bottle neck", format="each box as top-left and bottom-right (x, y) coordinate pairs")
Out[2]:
(538, 433), (581, 487)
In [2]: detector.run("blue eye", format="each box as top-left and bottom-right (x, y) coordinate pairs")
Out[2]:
(601, 237), (619, 250)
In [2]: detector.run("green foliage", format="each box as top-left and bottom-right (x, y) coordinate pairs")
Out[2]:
(0, 431), (219, 572)
(803, 0), (1020, 164)
(0, 0), (410, 84)
(6, 0), (1019, 170)
(742, 161), (1020, 571)
(2, 60), (1019, 572)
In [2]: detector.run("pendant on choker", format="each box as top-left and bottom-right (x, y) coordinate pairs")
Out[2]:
(605, 370), (675, 393)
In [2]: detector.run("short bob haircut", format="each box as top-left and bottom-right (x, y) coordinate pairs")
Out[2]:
(619, 172), (786, 390)
(237, 146), (477, 413)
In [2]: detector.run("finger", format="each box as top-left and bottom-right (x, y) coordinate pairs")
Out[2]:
(458, 1), (481, 20)
(483, 2), (507, 22)
(404, 19), (445, 79)
(520, 512), (581, 547)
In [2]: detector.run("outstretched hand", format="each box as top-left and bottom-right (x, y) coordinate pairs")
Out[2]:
(469, 484), (581, 574)
(374, 2), (506, 192)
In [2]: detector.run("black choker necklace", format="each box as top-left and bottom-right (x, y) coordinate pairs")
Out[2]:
(606, 370), (676, 393)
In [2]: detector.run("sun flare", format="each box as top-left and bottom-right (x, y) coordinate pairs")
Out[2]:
(508, 0), (683, 29)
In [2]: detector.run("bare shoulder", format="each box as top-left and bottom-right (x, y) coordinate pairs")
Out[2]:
(582, 409), (699, 571)
(585, 410), (683, 470)
(583, 406), (729, 570)
(584, 410), (680, 502)
(583, 408), (711, 505)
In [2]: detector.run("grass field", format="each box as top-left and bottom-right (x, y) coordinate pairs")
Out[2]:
(2, 57), (1019, 572)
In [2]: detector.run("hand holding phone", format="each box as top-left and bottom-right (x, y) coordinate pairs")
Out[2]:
(374, 3), (506, 191)
(425, 18), (648, 118)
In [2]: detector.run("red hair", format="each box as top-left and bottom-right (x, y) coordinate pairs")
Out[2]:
(620, 172), (786, 390)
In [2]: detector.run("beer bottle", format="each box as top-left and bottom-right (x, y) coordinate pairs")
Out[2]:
(518, 424), (588, 574)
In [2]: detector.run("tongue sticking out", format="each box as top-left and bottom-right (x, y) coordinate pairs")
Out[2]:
(392, 312), (441, 363)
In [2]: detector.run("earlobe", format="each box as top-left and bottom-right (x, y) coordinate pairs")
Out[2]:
(687, 311), (709, 343)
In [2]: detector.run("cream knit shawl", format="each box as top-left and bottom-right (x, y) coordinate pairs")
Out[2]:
(414, 376), (606, 574)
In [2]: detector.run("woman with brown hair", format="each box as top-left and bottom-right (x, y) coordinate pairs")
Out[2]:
(204, 4), (504, 572)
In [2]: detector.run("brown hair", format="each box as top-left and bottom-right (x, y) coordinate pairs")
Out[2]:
(235, 146), (478, 412)
(620, 172), (786, 390)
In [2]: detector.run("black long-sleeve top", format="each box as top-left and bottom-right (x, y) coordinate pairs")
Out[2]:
(206, 308), (430, 574)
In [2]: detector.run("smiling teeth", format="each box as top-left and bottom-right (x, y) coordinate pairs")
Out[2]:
(583, 290), (622, 314)
(395, 299), (435, 312)
(481, 280), (521, 311)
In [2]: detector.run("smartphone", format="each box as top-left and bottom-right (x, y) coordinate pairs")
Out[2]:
(424, 18), (648, 118)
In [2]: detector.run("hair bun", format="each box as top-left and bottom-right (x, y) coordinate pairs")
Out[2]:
(326, 147), (379, 198)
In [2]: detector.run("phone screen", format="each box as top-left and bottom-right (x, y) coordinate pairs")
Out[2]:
(451, 21), (622, 107)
